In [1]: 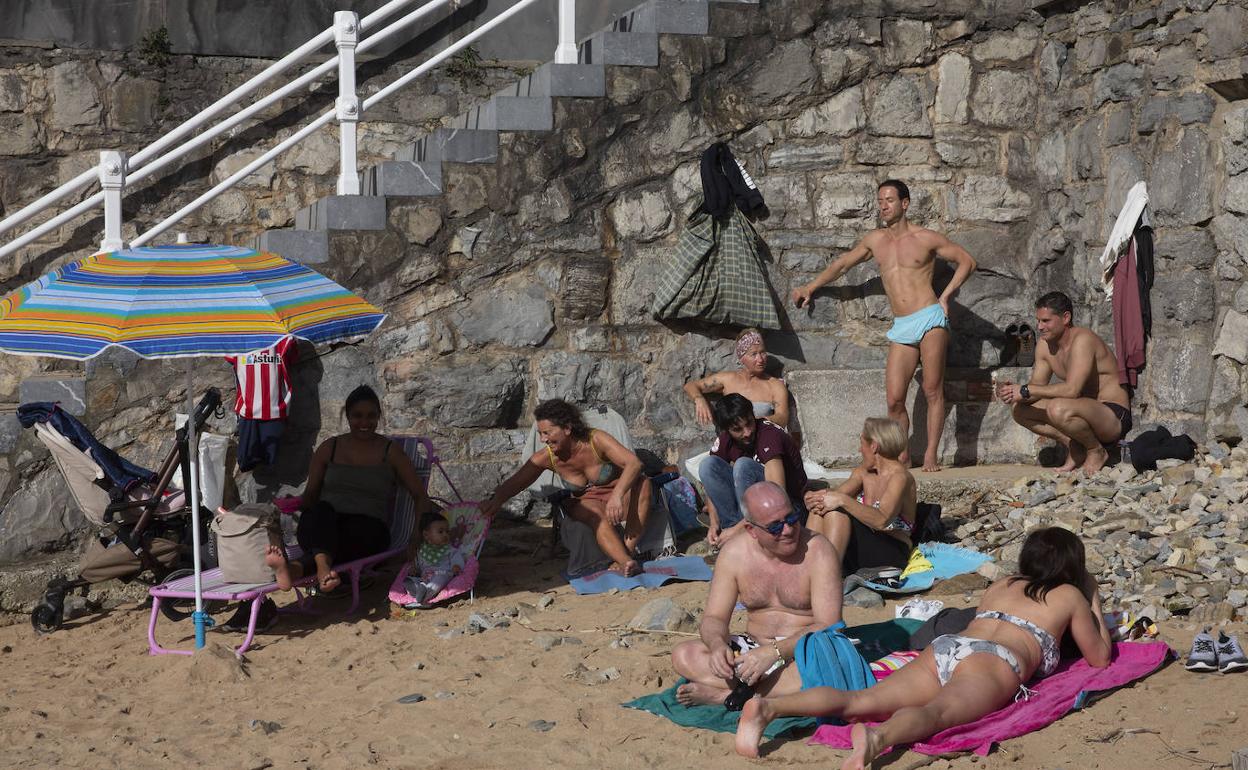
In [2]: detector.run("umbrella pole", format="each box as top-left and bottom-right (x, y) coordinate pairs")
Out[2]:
(186, 364), (209, 649)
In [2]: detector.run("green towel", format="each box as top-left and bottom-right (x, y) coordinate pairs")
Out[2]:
(621, 619), (923, 736)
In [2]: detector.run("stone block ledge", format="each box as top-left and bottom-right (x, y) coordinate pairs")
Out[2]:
(788, 368), (1038, 468)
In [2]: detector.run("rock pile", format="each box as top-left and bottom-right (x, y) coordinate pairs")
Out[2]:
(955, 445), (1248, 624)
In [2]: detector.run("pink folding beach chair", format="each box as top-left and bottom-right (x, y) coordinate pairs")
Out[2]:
(387, 500), (490, 608)
(147, 435), (462, 655)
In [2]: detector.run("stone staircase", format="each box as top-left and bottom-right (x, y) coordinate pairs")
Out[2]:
(255, 0), (759, 263)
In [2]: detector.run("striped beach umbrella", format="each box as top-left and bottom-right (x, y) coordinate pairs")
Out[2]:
(0, 243), (385, 359)
(0, 243), (386, 650)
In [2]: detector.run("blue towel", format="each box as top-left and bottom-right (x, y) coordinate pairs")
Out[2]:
(794, 621), (876, 725)
(18, 402), (157, 492)
(845, 542), (991, 595)
(567, 555), (712, 595)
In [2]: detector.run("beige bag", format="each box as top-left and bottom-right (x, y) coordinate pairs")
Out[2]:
(210, 503), (281, 584)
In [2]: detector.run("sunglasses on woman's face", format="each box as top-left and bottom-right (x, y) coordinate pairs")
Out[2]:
(754, 509), (801, 537)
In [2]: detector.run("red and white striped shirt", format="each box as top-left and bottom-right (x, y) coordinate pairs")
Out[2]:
(225, 336), (298, 420)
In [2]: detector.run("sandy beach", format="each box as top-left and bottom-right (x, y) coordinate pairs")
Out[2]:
(0, 517), (1243, 770)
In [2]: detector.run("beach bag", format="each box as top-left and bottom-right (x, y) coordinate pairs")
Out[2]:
(794, 621), (876, 724)
(653, 472), (700, 536)
(210, 503), (280, 583)
(1127, 425), (1195, 472)
(197, 432), (230, 514)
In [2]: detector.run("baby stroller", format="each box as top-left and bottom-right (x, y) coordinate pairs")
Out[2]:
(21, 388), (223, 633)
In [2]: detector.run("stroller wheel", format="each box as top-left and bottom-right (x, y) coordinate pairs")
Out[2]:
(31, 601), (64, 634)
(157, 569), (226, 622)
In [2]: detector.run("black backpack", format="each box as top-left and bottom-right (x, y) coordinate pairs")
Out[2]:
(913, 502), (946, 543)
(1127, 425), (1196, 472)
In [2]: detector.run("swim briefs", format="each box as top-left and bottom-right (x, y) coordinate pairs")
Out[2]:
(886, 303), (948, 346)
(1103, 402), (1132, 443)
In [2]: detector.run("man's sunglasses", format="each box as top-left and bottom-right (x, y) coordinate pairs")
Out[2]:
(753, 510), (801, 537)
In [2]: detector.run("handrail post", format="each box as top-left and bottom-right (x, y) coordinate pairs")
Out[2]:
(99, 151), (127, 252)
(334, 11), (361, 196)
(554, 0), (577, 63)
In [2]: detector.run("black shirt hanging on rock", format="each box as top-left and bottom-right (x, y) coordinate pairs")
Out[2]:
(699, 142), (765, 219)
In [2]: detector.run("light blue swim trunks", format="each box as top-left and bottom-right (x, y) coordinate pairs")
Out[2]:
(886, 303), (948, 345)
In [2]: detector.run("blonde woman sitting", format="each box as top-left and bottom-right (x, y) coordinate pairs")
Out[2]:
(804, 417), (916, 575)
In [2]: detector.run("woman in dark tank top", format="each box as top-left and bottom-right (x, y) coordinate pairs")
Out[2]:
(265, 385), (431, 593)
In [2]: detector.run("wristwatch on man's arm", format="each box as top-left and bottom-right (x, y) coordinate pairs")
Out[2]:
(1019, 384), (1031, 401)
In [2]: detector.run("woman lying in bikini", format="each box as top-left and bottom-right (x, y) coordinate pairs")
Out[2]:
(480, 398), (651, 576)
(734, 527), (1113, 767)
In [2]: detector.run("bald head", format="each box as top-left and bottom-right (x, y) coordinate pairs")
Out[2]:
(742, 481), (791, 524)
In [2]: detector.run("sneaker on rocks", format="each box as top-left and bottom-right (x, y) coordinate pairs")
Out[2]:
(1185, 628), (1218, 672)
(1216, 632), (1248, 674)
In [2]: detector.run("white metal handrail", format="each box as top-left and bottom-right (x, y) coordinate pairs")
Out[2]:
(137, 0), (549, 247)
(0, 0), (415, 241)
(0, 0), (580, 258)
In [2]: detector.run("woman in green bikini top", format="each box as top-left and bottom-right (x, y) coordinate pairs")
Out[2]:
(547, 429), (622, 495)
(482, 399), (651, 577)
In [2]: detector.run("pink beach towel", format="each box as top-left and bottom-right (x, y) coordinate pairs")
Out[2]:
(811, 641), (1172, 757)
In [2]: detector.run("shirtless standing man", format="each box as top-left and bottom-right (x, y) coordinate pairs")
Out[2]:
(998, 291), (1132, 474)
(671, 482), (843, 705)
(792, 180), (977, 471)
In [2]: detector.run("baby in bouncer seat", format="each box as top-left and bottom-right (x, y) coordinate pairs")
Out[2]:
(403, 510), (466, 608)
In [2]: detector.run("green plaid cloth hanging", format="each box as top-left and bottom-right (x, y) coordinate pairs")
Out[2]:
(651, 207), (781, 329)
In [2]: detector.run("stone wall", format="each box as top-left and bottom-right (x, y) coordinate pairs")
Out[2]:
(2, 0), (1248, 572)
(0, 34), (542, 566)
(0, 0), (642, 60)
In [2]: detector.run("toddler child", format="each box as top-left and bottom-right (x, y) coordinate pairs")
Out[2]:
(403, 510), (466, 608)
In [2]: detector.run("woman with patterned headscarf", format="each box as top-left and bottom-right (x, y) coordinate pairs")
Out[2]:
(683, 329), (795, 546)
(683, 328), (791, 428)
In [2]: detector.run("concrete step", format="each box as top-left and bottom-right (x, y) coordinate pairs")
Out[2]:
(451, 95), (553, 131)
(614, 0), (710, 35)
(502, 63), (606, 98)
(256, 229), (330, 264)
(787, 368), (1037, 467)
(411, 128), (499, 164)
(294, 195), (388, 232)
(362, 160), (443, 197)
(577, 30), (659, 66)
